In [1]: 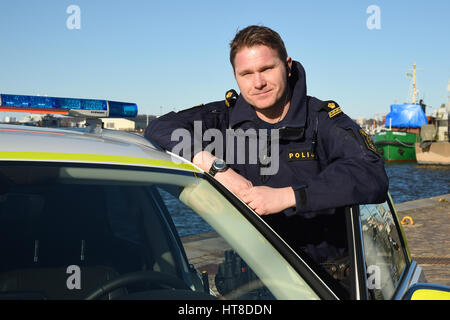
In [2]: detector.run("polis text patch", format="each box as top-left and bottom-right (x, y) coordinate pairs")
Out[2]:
(287, 150), (316, 161)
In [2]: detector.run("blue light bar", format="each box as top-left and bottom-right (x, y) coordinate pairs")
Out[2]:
(0, 94), (138, 118)
(108, 101), (138, 118)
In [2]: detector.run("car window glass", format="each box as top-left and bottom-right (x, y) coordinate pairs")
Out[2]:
(360, 201), (408, 300)
(0, 165), (190, 299)
(0, 164), (318, 300)
(157, 187), (214, 237)
(157, 186), (276, 299)
(156, 183), (320, 300)
(260, 208), (352, 299)
(104, 185), (141, 245)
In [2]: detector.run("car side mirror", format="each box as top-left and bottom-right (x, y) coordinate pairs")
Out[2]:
(403, 283), (450, 300)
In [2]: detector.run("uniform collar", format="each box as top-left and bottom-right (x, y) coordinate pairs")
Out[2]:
(229, 61), (308, 129)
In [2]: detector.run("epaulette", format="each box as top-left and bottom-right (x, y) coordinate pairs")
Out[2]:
(318, 100), (343, 119)
(224, 89), (238, 107)
(177, 103), (204, 114)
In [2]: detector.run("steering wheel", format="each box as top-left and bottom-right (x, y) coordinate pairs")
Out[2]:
(85, 270), (190, 300)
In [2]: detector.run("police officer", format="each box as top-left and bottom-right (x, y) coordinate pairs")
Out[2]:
(145, 26), (388, 266)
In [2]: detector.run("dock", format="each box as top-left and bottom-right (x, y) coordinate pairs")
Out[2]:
(396, 193), (450, 286)
(181, 193), (450, 295)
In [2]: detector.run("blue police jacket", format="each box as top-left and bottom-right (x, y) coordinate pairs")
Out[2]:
(145, 61), (389, 266)
(145, 61), (389, 219)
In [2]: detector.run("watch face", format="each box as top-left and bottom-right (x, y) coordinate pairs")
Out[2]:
(214, 159), (226, 170)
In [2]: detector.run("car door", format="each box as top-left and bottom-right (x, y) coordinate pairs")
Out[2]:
(350, 193), (450, 300)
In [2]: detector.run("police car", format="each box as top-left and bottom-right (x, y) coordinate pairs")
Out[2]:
(0, 94), (448, 300)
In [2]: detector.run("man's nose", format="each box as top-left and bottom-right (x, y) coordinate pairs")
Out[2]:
(253, 73), (266, 89)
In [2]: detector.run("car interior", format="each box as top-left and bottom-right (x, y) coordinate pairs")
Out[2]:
(0, 165), (203, 300)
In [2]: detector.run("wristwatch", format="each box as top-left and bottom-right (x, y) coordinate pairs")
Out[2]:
(208, 158), (229, 176)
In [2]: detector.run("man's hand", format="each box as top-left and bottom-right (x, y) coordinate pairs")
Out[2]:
(241, 186), (296, 216)
(192, 151), (295, 215)
(192, 151), (253, 198)
(192, 150), (217, 171)
(214, 169), (253, 199)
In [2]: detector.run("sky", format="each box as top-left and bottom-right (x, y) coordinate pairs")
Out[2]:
(0, 0), (449, 121)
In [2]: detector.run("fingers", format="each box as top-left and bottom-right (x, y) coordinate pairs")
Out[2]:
(247, 200), (268, 216)
(237, 187), (251, 201)
(216, 173), (269, 216)
(238, 184), (256, 203)
(246, 198), (257, 211)
(255, 208), (268, 215)
(241, 190), (264, 214)
(240, 186), (293, 216)
(241, 186), (277, 216)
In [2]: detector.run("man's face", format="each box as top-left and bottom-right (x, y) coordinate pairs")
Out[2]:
(233, 45), (292, 111)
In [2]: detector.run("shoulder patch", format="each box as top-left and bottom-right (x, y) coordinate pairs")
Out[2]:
(359, 128), (380, 156)
(318, 100), (343, 119)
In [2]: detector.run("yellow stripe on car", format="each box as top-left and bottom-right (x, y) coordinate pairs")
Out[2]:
(411, 289), (450, 300)
(0, 151), (200, 172)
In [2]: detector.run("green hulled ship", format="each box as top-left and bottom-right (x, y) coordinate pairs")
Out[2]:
(374, 130), (418, 162)
(374, 62), (427, 162)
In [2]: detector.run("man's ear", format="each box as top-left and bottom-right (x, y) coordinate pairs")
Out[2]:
(286, 57), (293, 76)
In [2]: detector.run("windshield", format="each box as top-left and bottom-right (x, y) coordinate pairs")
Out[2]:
(0, 163), (317, 300)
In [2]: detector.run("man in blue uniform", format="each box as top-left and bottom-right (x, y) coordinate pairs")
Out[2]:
(145, 26), (388, 268)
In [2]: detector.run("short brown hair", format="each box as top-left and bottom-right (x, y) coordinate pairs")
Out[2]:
(229, 25), (288, 69)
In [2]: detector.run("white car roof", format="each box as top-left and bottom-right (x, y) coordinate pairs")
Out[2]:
(0, 123), (200, 172)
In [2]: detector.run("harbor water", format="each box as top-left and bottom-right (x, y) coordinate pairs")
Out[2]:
(166, 163), (449, 237)
(385, 163), (450, 203)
